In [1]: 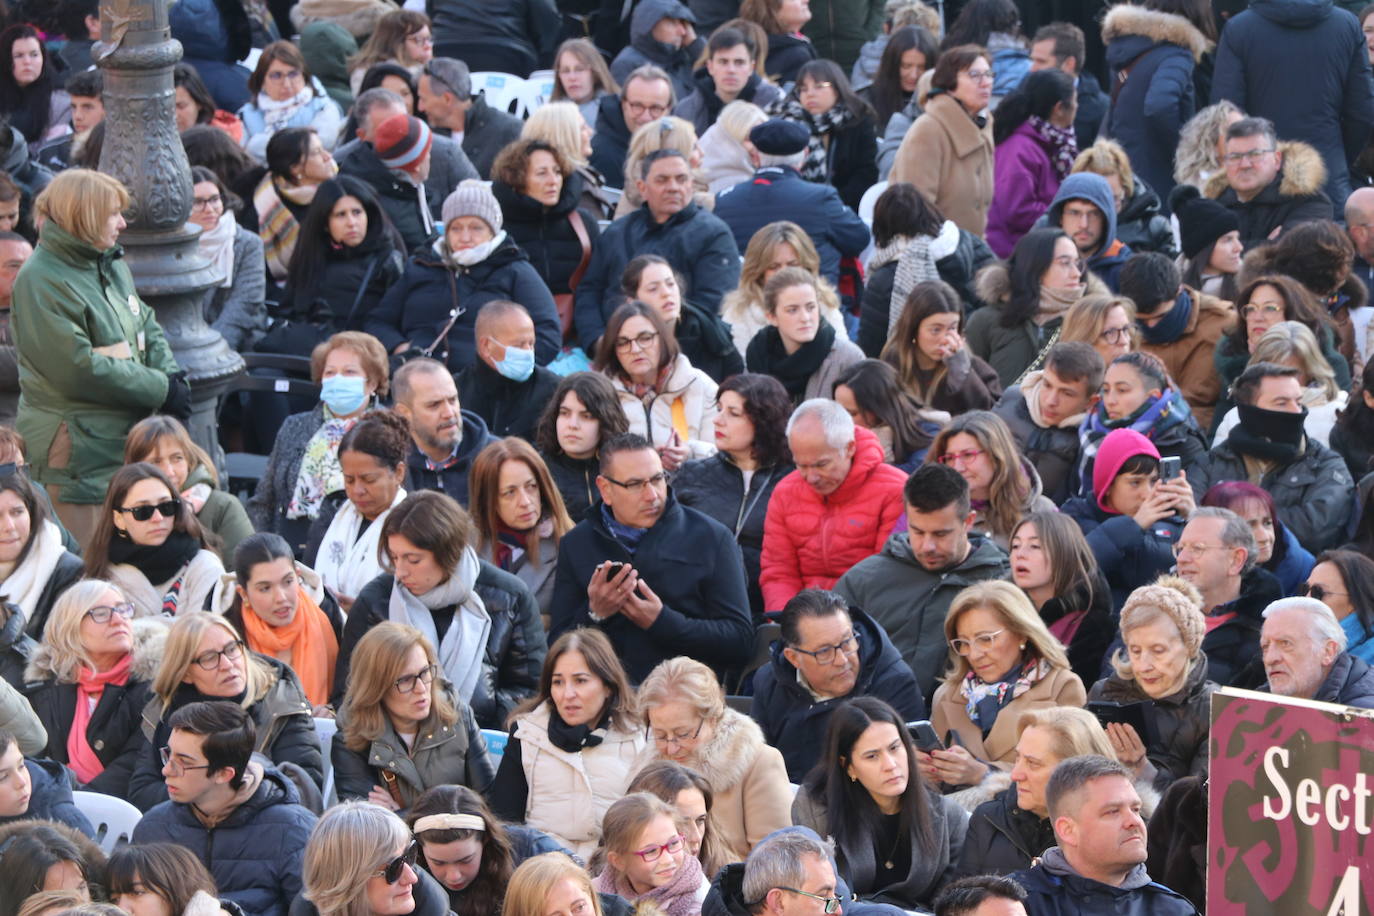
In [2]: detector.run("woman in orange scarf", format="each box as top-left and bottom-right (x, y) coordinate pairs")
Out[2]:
(213, 532), (342, 715)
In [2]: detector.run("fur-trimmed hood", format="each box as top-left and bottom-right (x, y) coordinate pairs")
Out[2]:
(24, 615), (168, 684)
(1102, 4), (1212, 62)
(974, 261), (1109, 307)
(1204, 140), (1328, 200)
(686, 707), (768, 793)
(951, 768), (1161, 820)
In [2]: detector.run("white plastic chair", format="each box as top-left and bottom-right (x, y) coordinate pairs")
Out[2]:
(858, 180), (888, 227)
(471, 72), (531, 118)
(314, 716), (338, 806)
(480, 728), (508, 765)
(72, 791), (142, 853)
(526, 68), (557, 110)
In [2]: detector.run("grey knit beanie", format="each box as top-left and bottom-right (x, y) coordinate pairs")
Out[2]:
(441, 180), (502, 232)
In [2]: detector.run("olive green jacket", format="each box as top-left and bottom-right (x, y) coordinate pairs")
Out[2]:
(185, 463), (254, 562)
(12, 222), (178, 504)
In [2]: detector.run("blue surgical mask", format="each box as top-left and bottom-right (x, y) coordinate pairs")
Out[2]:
(493, 342), (535, 382)
(320, 374), (368, 415)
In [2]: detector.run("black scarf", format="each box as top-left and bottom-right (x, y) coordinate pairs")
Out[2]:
(745, 322), (835, 401)
(108, 530), (201, 584)
(546, 704), (612, 753)
(1139, 291), (1193, 345)
(1228, 403), (1308, 463)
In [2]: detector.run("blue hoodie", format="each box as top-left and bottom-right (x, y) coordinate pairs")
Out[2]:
(1047, 173), (1134, 292)
(0, 758), (94, 837)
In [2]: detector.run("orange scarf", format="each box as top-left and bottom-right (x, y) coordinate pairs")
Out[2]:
(68, 654), (133, 784)
(240, 586), (339, 707)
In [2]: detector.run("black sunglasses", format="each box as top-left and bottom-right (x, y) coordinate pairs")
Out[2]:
(376, 841), (419, 884)
(115, 498), (182, 522)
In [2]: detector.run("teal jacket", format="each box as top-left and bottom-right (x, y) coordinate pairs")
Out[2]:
(12, 222), (178, 504)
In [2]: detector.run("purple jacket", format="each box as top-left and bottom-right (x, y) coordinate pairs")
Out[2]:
(987, 122), (1061, 258)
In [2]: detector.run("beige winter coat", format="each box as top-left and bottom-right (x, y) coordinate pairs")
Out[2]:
(610, 353), (721, 459)
(931, 666), (1086, 771)
(110, 549), (226, 618)
(890, 92), (995, 237)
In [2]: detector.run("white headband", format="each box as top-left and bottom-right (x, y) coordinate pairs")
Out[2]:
(413, 813), (486, 834)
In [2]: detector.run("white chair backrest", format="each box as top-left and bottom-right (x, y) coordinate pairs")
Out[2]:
(72, 791), (142, 854)
(858, 180), (888, 227)
(480, 727), (508, 765)
(314, 716), (338, 806)
(471, 72), (531, 118)
(526, 69), (557, 110)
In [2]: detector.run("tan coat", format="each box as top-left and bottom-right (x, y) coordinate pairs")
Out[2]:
(930, 666), (1086, 769)
(1138, 287), (1237, 431)
(890, 92), (995, 237)
(675, 708), (792, 855)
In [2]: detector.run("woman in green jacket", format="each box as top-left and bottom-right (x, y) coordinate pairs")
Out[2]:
(11, 169), (191, 549)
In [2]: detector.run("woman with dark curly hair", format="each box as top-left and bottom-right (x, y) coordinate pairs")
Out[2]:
(673, 373), (794, 622)
(534, 372), (630, 522)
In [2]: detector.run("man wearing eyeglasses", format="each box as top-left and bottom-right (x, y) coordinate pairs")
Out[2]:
(548, 432), (752, 682)
(1208, 117), (1332, 250)
(1259, 597), (1374, 709)
(591, 65), (677, 189)
(706, 828), (847, 916)
(1044, 173), (1133, 292)
(0, 726), (95, 835)
(132, 701), (317, 916)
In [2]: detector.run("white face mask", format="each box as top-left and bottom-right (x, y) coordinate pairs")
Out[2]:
(444, 230), (507, 267)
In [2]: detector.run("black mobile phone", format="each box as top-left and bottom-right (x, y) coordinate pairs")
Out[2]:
(1087, 700), (1156, 745)
(603, 561), (630, 579)
(906, 720), (945, 753)
(1159, 456), (1182, 482)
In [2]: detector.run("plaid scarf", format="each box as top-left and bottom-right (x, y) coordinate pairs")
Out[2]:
(771, 96), (857, 184)
(1027, 115), (1078, 180)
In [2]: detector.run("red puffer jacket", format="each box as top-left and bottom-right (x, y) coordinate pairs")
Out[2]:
(760, 426), (909, 612)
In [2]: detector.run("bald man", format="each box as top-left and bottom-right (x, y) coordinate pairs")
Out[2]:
(1344, 186), (1374, 365)
(456, 300), (561, 442)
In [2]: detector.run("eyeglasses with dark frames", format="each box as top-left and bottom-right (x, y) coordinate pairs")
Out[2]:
(192, 640), (244, 671)
(393, 664), (438, 694)
(788, 633), (857, 666)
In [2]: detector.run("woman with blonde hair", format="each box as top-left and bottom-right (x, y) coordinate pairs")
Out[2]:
(924, 580), (1086, 789)
(1172, 100), (1245, 191)
(925, 411), (1053, 549)
(1069, 138), (1175, 257)
(626, 761), (738, 878)
(124, 415), (253, 562)
(489, 629), (650, 859)
(124, 611), (321, 811)
(468, 438), (574, 617)
(613, 116), (712, 219)
(22, 579), (160, 799)
(522, 101), (615, 219)
(503, 853), (608, 916)
(333, 621), (493, 810)
(591, 793), (709, 916)
(954, 706), (1118, 876)
(300, 800), (451, 916)
(721, 221), (847, 356)
(551, 38), (620, 130)
(347, 9), (433, 93)
(697, 100), (767, 194)
(1060, 293), (1138, 369)
(12, 169), (185, 549)
(637, 656), (791, 854)
(1211, 321), (1347, 447)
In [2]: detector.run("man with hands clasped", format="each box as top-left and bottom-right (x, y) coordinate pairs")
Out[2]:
(549, 432), (753, 682)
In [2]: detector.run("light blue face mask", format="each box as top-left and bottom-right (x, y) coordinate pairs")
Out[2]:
(493, 342), (535, 382)
(320, 374), (368, 415)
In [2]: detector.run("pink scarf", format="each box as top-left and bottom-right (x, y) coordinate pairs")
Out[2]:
(593, 851), (705, 916)
(68, 654), (133, 784)
(1049, 610), (1088, 648)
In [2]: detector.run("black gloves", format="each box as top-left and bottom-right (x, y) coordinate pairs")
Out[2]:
(160, 371), (193, 421)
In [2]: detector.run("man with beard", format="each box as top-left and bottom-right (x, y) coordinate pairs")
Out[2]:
(1045, 173), (1133, 292)
(392, 357), (495, 506)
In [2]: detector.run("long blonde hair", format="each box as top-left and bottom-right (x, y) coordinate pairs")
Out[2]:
(924, 411), (1033, 543)
(941, 581), (1072, 690)
(304, 802), (412, 916)
(523, 101), (590, 168)
(152, 613), (274, 712)
(1249, 320), (1340, 402)
(339, 622), (457, 751)
(721, 221), (841, 325)
(38, 580), (130, 683)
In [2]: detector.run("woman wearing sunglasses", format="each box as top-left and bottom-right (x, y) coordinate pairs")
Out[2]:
(334, 621), (494, 811)
(591, 793), (709, 916)
(792, 696), (967, 912)
(84, 463), (224, 619)
(300, 800), (452, 916)
(124, 612), (322, 812)
(22, 579), (159, 800)
(1303, 550), (1374, 663)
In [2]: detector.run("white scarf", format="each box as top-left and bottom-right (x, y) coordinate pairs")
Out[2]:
(199, 211), (238, 288)
(315, 488), (406, 601)
(0, 520), (65, 630)
(436, 231), (508, 268)
(257, 85), (316, 134)
(388, 545), (491, 703)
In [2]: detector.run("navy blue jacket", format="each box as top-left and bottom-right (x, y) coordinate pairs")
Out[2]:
(402, 410), (497, 507)
(751, 608), (926, 781)
(1013, 854), (1198, 916)
(0, 758), (94, 836)
(714, 167), (871, 285)
(572, 202), (741, 352)
(548, 491), (753, 682)
(1212, 0), (1374, 206)
(365, 237), (561, 374)
(1061, 499), (1183, 610)
(133, 766), (318, 916)
(590, 95), (634, 190)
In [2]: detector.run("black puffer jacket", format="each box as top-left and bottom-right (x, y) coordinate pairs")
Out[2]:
(955, 781), (1056, 878)
(278, 238), (404, 333)
(493, 173), (604, 296)
(1199, 567), (1282, 689)
(542, 449), (600, 522)
(675, 301), (744, 383)
(457, 361), (561, 443)
(334, 566), (546, 729)
(1115, 177), (1178, 257)
(1088, 656), (1217, 791)
(765, 32), (818, 86)
(0, 604), (35, 690)
(337, 144), (439, 254)
(673, 454), (792, 622)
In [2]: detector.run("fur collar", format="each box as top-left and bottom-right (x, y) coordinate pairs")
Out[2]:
(1102, 5), (1212, 61)
(24, 616), (168, 683)
(951, 768), (1161, 819)
(974, 262), (1109, 308)
(687, 708), (767, 792)
(1203, 140), (1328, 200)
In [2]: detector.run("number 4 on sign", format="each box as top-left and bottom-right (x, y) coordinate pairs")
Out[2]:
(1323, 866), (1359, 916)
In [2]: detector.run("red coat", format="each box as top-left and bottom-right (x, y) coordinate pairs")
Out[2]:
(760, 426), (909, 611)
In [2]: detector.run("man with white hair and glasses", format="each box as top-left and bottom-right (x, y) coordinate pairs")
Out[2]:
(1261, 597), (1374, 708)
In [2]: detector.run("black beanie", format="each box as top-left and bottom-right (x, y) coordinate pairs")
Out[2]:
(1170, 184), (1241, 260)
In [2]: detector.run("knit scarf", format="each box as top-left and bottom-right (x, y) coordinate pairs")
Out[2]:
(593, 848), (705, 916)
(626, 362), (676, 404)
(0, 519), (67, 628)
(388, 546), (491, 703)
(1027, 115), (1078, 180)
(287, 410), (357, 519)
(240, 586), (338, 708)
(774, 97), (857, 183)
(199, 210), (238, 289)
(108, 530), (201, 589)
(1037, 284), (1084, 323)
(547, 705), (610, 752)
(959, 655), (1050, 730)
(256, 85), (316, 134)
(255, 175), (319, 281)
(889, 234), (939, 336)
(746, 322), (835, 400)
(1085, 388), (1173, 440)
(1139, 291), (1192, 345)
(1229, 403), (1308, 463)
(68, 653), (133, 784)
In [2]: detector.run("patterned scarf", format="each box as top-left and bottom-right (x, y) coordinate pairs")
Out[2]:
(772, 96), (857, 184)
(959, 655), (1051, 728)
(1027, 115), (1078, 180)
(593, 850), (705, 916)
(889, 234), (939, 335)
(255, 175), (319, 282)
(626, 363), (675, 403)
(256, 85), (316, 134)
(286, 409), (358, 519)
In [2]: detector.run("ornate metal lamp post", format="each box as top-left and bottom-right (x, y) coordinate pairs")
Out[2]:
(96, 0), (244, 463)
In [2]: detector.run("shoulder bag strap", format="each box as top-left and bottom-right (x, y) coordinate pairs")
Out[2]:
(422, 270), (465, 358)
(566, 210), (592, 292)
(342, 253), (385, 331)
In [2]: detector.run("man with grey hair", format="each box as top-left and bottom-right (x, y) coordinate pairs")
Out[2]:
(1261, 597), (1374, 708)
(759, 399), (909, 613)
(1012, 755), (1197, 915)
(1174, 506), (1282, 689)
(416, 57), (523, 180)
(714, 118), (869, 284)
(706, 827), (853, 916)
